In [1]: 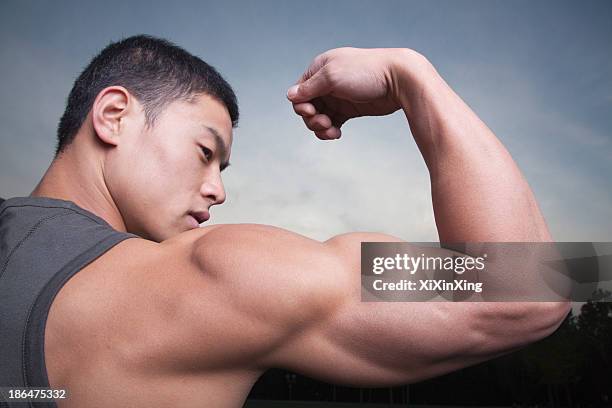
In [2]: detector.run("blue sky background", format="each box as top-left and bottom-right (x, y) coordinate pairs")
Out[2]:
(1, 0), (611, 242)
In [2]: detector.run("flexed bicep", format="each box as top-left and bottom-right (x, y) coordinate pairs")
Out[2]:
(257, 233), (570, 386)
(185, 226), (567, 385)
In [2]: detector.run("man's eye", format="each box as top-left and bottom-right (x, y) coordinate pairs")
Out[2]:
(201, 147), (213, 161)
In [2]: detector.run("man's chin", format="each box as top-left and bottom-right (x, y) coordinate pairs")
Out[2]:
(126, 218), (198, 242)
(129, 225), (173, 243)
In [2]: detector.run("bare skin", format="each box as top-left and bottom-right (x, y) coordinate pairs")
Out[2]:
(33, 48), (569, 407)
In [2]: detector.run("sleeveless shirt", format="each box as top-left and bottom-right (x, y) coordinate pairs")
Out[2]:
(0, 197), (136, 407)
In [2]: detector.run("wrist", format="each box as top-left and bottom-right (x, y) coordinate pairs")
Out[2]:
(388, 49), (440, 116)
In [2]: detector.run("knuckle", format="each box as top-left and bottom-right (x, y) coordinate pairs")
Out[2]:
(313, 53), (326, 67)
(303, 117), (316, 131)
(300, 69), (312, 82)
(314, 130), (327, 140)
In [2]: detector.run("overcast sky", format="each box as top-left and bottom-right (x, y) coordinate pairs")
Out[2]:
(1, 0), (611, 242)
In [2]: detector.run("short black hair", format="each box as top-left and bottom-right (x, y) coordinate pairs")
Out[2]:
(56, 34), (239, 155)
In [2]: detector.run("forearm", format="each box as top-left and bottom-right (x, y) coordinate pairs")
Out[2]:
(392, 52), (551, 243)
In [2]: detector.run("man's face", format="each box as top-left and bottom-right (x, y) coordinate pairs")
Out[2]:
(106, 93), (233, 242)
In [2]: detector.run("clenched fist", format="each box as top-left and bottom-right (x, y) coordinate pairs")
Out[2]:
(287, 47), (423, 139)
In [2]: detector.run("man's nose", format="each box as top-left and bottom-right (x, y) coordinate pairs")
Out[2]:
(200, 175), (226, 205)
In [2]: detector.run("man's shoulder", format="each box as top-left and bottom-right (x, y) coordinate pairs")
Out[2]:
(45, 227), (230, 380)
(46, 223), (340, 379)
(95, 224), (227, 266)
(51, 223), (315, 339)
(69, 223), (292, 287)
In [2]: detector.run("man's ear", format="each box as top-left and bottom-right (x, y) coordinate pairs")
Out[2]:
(91, 86), (131, 147)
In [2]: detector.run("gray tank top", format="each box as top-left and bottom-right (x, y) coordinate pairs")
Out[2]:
(0, 197), (137, 407)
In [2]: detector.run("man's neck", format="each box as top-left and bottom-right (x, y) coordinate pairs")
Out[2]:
(31, 152), (128, 233)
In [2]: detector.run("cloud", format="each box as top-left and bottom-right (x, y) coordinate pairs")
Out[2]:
(1, 0), (610, 244)
(212, 112), (439, 241)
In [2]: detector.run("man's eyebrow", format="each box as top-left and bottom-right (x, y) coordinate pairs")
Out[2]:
(203, 126), (231, 171)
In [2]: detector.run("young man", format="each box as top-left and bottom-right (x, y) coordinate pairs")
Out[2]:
(0, 35), (569, 407)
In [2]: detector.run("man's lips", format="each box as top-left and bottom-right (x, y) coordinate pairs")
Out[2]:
(189, 210), (210, 225)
